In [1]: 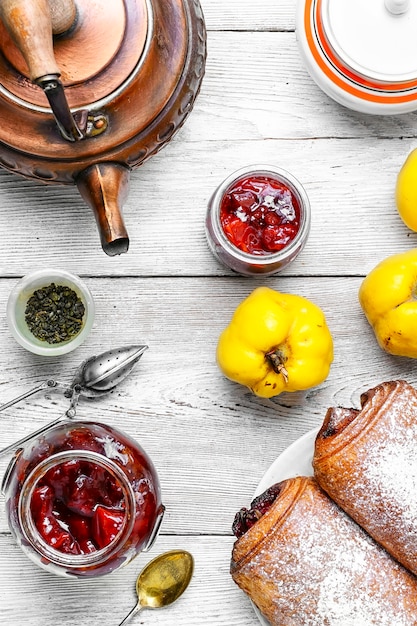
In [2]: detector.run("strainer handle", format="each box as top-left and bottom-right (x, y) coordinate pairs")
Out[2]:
(0, 380), (58, 413)
(0, 412), (68, 458)
(0, 382), (80, 458)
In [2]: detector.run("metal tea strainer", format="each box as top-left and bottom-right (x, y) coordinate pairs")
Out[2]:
(0, 345), (148, 457)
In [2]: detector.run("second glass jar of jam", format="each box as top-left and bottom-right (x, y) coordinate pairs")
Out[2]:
(206, 165), (311, 276)
(1, 420), (164, 578)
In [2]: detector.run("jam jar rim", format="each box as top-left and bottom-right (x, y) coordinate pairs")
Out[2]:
(18, 449), (136, 569)
(207, 164), (311, 266)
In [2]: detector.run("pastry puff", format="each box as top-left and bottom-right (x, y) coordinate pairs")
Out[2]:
(231, 476), (417, 626)
(314, 379), (417, 576)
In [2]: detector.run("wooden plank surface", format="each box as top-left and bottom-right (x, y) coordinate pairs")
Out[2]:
(1, 1), (417, 625)
(0, 134), (415, 277)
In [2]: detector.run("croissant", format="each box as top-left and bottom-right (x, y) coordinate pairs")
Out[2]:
(231, 476), (417, 625)
(314, 379), (417, 576)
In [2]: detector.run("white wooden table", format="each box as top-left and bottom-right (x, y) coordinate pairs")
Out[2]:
(2, 1), (417, 624)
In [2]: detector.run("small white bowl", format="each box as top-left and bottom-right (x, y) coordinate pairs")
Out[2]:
(7, 269), (95, 356)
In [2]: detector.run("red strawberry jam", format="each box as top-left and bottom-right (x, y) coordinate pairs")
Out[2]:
(220, 175), (301, 255)
(31, 459), (126, 555)
(3, 421), (164, 577)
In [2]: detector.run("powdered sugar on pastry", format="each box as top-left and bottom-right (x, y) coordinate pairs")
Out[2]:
(363, 419), (417, 535)
(231, 477), (417, 626)
(314, 380), (417, 575)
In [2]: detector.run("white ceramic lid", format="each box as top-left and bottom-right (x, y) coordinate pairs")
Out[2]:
(322, 0), (417, 82)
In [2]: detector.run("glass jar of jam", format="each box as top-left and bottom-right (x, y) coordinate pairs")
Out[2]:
(205, 165), (311, 276)
(1, 420), (164, 578)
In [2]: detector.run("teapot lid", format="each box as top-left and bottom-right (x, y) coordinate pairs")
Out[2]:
(322, 0), (417, 82)
(0, 0), (149, 110)
(299, 0), (417, 110)
(0, 0), (193, 161)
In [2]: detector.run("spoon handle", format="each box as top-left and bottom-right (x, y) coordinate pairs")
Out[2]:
(117, 603), (144, 626)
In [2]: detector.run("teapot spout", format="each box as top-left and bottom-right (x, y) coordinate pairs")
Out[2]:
(76, 163), (130, 256)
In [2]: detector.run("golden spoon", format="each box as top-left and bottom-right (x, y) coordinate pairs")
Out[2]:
(118, 550), (194, 625)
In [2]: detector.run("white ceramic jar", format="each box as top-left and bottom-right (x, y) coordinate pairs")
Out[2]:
(296, 0), (417, 114)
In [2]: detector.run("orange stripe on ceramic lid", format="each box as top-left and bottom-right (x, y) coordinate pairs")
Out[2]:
(316, 0), (417, 91)
(303, 0), (417, 104)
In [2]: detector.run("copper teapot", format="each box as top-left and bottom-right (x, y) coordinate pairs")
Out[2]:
(0, 0), (206, 254)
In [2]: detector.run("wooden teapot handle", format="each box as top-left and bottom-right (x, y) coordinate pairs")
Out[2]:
(0, 0), (76, 81)
(0, 0), (83, 141)
(47, 0), (77, 35)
